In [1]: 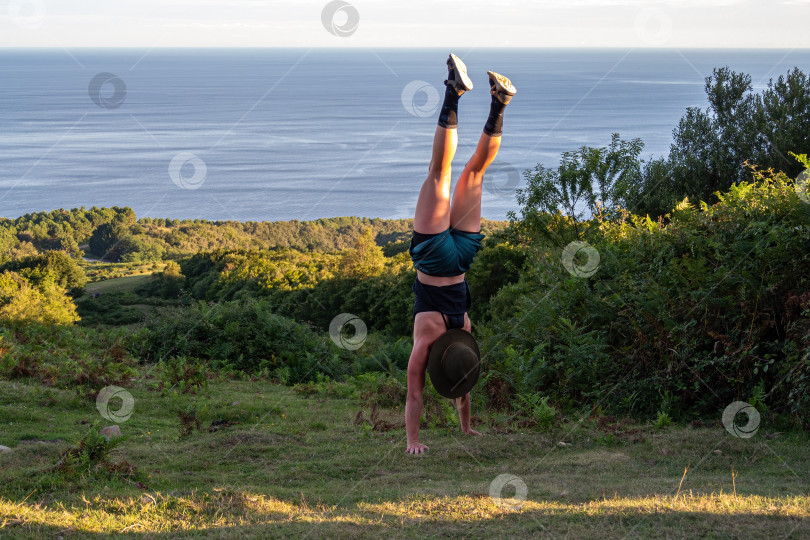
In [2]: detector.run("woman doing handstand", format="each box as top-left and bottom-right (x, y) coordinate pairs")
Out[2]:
(405, 53), (516, 455)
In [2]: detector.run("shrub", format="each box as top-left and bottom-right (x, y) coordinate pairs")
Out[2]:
(157, 356), (209, 394)
(0, 271), (79, 325)
(130, 298), (350, 382)
(483, 169), (810, 423)
(50, 423), (139, 484)
(75, 292), (145, 326)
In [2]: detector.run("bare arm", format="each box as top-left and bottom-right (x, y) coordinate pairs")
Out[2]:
(456, 392), (481, 435)
(406, 336), (430, 454)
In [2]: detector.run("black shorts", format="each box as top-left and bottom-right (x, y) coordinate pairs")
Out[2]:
(412, 277), (471, 330)
(409, 228), (485, 277)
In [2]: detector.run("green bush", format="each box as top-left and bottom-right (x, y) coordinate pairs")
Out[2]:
(0, 271), (80, 325)
(130, 298), (351, 382)
(0, 324), (137, 393)
(483, 169), (810, 425)
(0, 250), (87, 292)
(156, 356), (209, 394)
(75, 292), (145, 326)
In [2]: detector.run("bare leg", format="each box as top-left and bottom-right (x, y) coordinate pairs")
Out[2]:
(413, 125), (457, 234)
(450, 69), (515, 232)
(448, 132), (502, 232)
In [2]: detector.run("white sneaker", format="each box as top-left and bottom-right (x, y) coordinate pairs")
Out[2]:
(445, 53), (473, 95)
(487, 70), (516, 105)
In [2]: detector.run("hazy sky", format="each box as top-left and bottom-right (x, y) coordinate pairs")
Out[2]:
(2, 0), (809, 48)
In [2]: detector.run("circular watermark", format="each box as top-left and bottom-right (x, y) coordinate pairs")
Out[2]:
(96, 385), (135, 423)
(634, 7), (673, 47)
(329, 313), (367, 350)
(722, 401), (760, 439)
(8, 0), (46, 29)
(489, 473), (527, 511)
(561, 241), (600, 278)
(321, 0), (359, 37)
(169, 152), (207, 190)
(88, 72), (127, 110)
(401, 80), (441, 118)
(484, 162), (521, 199)
(795, 169), (810, 204)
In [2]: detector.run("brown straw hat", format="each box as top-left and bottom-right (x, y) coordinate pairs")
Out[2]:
(427, 328), (481, 399)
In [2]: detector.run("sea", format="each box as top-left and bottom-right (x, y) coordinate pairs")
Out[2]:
(1, 48), (808, 222)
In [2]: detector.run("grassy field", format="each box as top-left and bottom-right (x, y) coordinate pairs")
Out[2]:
(0, 377), (807, 538)
(83, 274), (154, 294)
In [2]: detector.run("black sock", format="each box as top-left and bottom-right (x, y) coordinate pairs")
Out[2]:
(437, 85), (460, 129)
(483, 95), (507, 136)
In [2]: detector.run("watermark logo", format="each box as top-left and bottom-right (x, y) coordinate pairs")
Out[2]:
(401, 80), (441, 118)
(88, 72), (127, 110)
(169, 152), (207, 190)
(722, 401), (760, 439)
(795, 169), (810, 204)
(484, 162), (521, 199)
(329, 313), (367, 350)
(321, 0), (359, 37)
(489, 473), (527, 511)
(634, 7), (673, 47)
(561, 241), (600, 278)
(8, 0), (46, 29)
(96, 385), (135, 423)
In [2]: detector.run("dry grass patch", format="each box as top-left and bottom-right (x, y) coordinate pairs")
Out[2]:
(2, 491), (808, 537)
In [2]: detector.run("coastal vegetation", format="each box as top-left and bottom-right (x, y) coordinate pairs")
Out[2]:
(1, 66), (809, 537)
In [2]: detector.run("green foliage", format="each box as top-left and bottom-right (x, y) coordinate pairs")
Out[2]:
(513, 134), (644, 229)
(0, 270), (79, 325)
(653, 411), (673, 430)
(466, 237), (528, 322)
(157, 356), (209, 394)
(0, 323), (137, 392)
(0, 65), (807, 432)
(340, 227), (386, 278)
(514, 392), (557, 430)
(88, 222), (129, 261)
(51, 422), (136, 483)
(0, 206), (133, 260)
(214, 249), (340, 296)
(639, 67), (810, 216)
(272, 365), (292, 385)
(351, 336), (411, 376)
(382, 239), (410, 257)
(294, 372), (357, 399)
(82, 260), (157, 282)
(74, 291), (146, 326)
(180, 246), (415, 336)
(351, 372), (407, 408)
(177, 402), (206, 438)
(794, 153), (810, 168)
(1, 206), (506, 264)
(135, 260), (185, 299)
(486, 169), (810, 424)
(130, 298), (350, 382)
(0, 250), (87, 292)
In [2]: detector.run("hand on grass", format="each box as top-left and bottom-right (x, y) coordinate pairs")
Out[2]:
(406, 442), (429, 454)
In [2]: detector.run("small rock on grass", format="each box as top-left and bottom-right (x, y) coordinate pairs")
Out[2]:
(100, 426), (122, 439)
(0, 445), (11, 453)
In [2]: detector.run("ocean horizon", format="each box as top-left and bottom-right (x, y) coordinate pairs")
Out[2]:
(2, 47), (808, 222)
